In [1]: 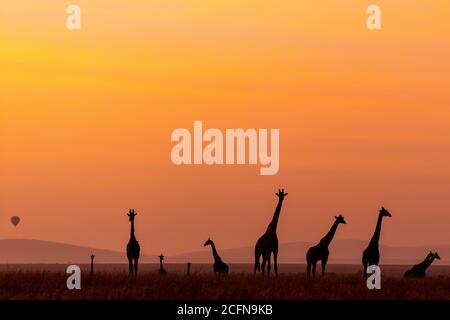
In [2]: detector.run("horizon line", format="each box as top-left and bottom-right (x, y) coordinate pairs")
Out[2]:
(2, 237), (449, 257)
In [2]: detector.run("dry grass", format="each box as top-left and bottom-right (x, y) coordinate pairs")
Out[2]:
(0, 271), (449, 300)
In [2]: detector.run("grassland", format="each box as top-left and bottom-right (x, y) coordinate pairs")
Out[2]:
(0, 271), (449, 300)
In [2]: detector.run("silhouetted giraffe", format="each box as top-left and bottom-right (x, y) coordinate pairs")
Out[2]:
(306, 214), (346, 277)
(254, 189), (288, 276)
(404, 252), (440, 278)
(362, 207), (392, 276)
(158, 254), (167, 274)
(90, 254), (95, 276)
(126, 209), (140, 275)
(186, 262), (192, 276)
(204, 238), (229, 274)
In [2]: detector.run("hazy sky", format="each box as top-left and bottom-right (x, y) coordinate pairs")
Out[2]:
(1, 1), (450, 255)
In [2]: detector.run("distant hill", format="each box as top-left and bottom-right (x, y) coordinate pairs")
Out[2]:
(0, 239), (157, 264)
(0, 239), (449, 265)
(171, 240), (450, 265)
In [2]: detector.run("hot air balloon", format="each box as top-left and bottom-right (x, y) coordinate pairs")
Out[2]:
(11, 216), (20, 227)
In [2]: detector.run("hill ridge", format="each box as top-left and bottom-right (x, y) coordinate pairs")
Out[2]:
(0, 238), (448, 265)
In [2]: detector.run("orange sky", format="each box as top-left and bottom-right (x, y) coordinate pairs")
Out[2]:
(1, 1), (450, 255)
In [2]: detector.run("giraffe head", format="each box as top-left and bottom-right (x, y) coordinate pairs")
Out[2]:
(433, 252), (441, 260)
(158, 254), (165, 261)
(334, 214), (346, 224)
(275, 188), (288, 200)
(127, 209), (137, 222)
(379, 206), (392, 217)
(203, 238), (213, 247)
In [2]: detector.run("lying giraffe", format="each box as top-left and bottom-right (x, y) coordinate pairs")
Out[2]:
(204, 238), (229, 275)
(306, 215), (346, 277)
(404, 252), (440, 278)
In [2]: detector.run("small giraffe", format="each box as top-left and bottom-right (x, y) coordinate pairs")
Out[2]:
(186, 262), (192, 276)
(404, 252), (440, 278)
(204, 238), (229, 275)
(362, 207), (392, 276)
(254, 189), (288, 276)
(158, 254), (167, 274)
(306, 214), (346, 277)
(126, 209), (140, 275)
(90, 254), (95, 276)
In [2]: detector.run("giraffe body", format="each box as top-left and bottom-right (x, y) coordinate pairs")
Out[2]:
(126, 209), (140, 275)
(204, 238), (229, 274)
(254, 189), (287, 276)
(404, 252), (440, 278)
(362, 207), (391, 276)
(306, 215), (346, 277)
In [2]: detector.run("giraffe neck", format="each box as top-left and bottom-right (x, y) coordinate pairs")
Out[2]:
(130, 219), (136, 240)
(320, 220), (340, 246)
(159, 259), (164, 270)
(266, 198), (284, 234)
(419, 254), (433, 265)
(209, 242), (222, 262)
(370, 214), (383, 243)
(422, 256), (436, 270)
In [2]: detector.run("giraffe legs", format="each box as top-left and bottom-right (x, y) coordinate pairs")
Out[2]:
(363, 261), (368, 277)
(134, 257), (139, 274)
(273, 251), (278, 276)
(311, 262), (317, 277)
(261, 256), (267, 275)
(321, 258), (328, 276)
(362, 249), (368, 277)
(128, 257), (133, 274)
(307, 263), (312, 277)
(128, 256), (139, 275)
(254, 251), (261, 276)
(267, 254), (271, 276)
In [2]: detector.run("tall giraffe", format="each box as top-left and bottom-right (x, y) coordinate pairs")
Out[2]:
(404, 252), (440, 278)
(204, 238), (229, 274)
(306, 214), (346, 277)
(362, 207), (392, 276)
(254, 189), (288, 276)
(126, 209), (140, 274)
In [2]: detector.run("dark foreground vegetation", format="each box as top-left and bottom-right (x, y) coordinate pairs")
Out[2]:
(0, 271), (449, 300)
